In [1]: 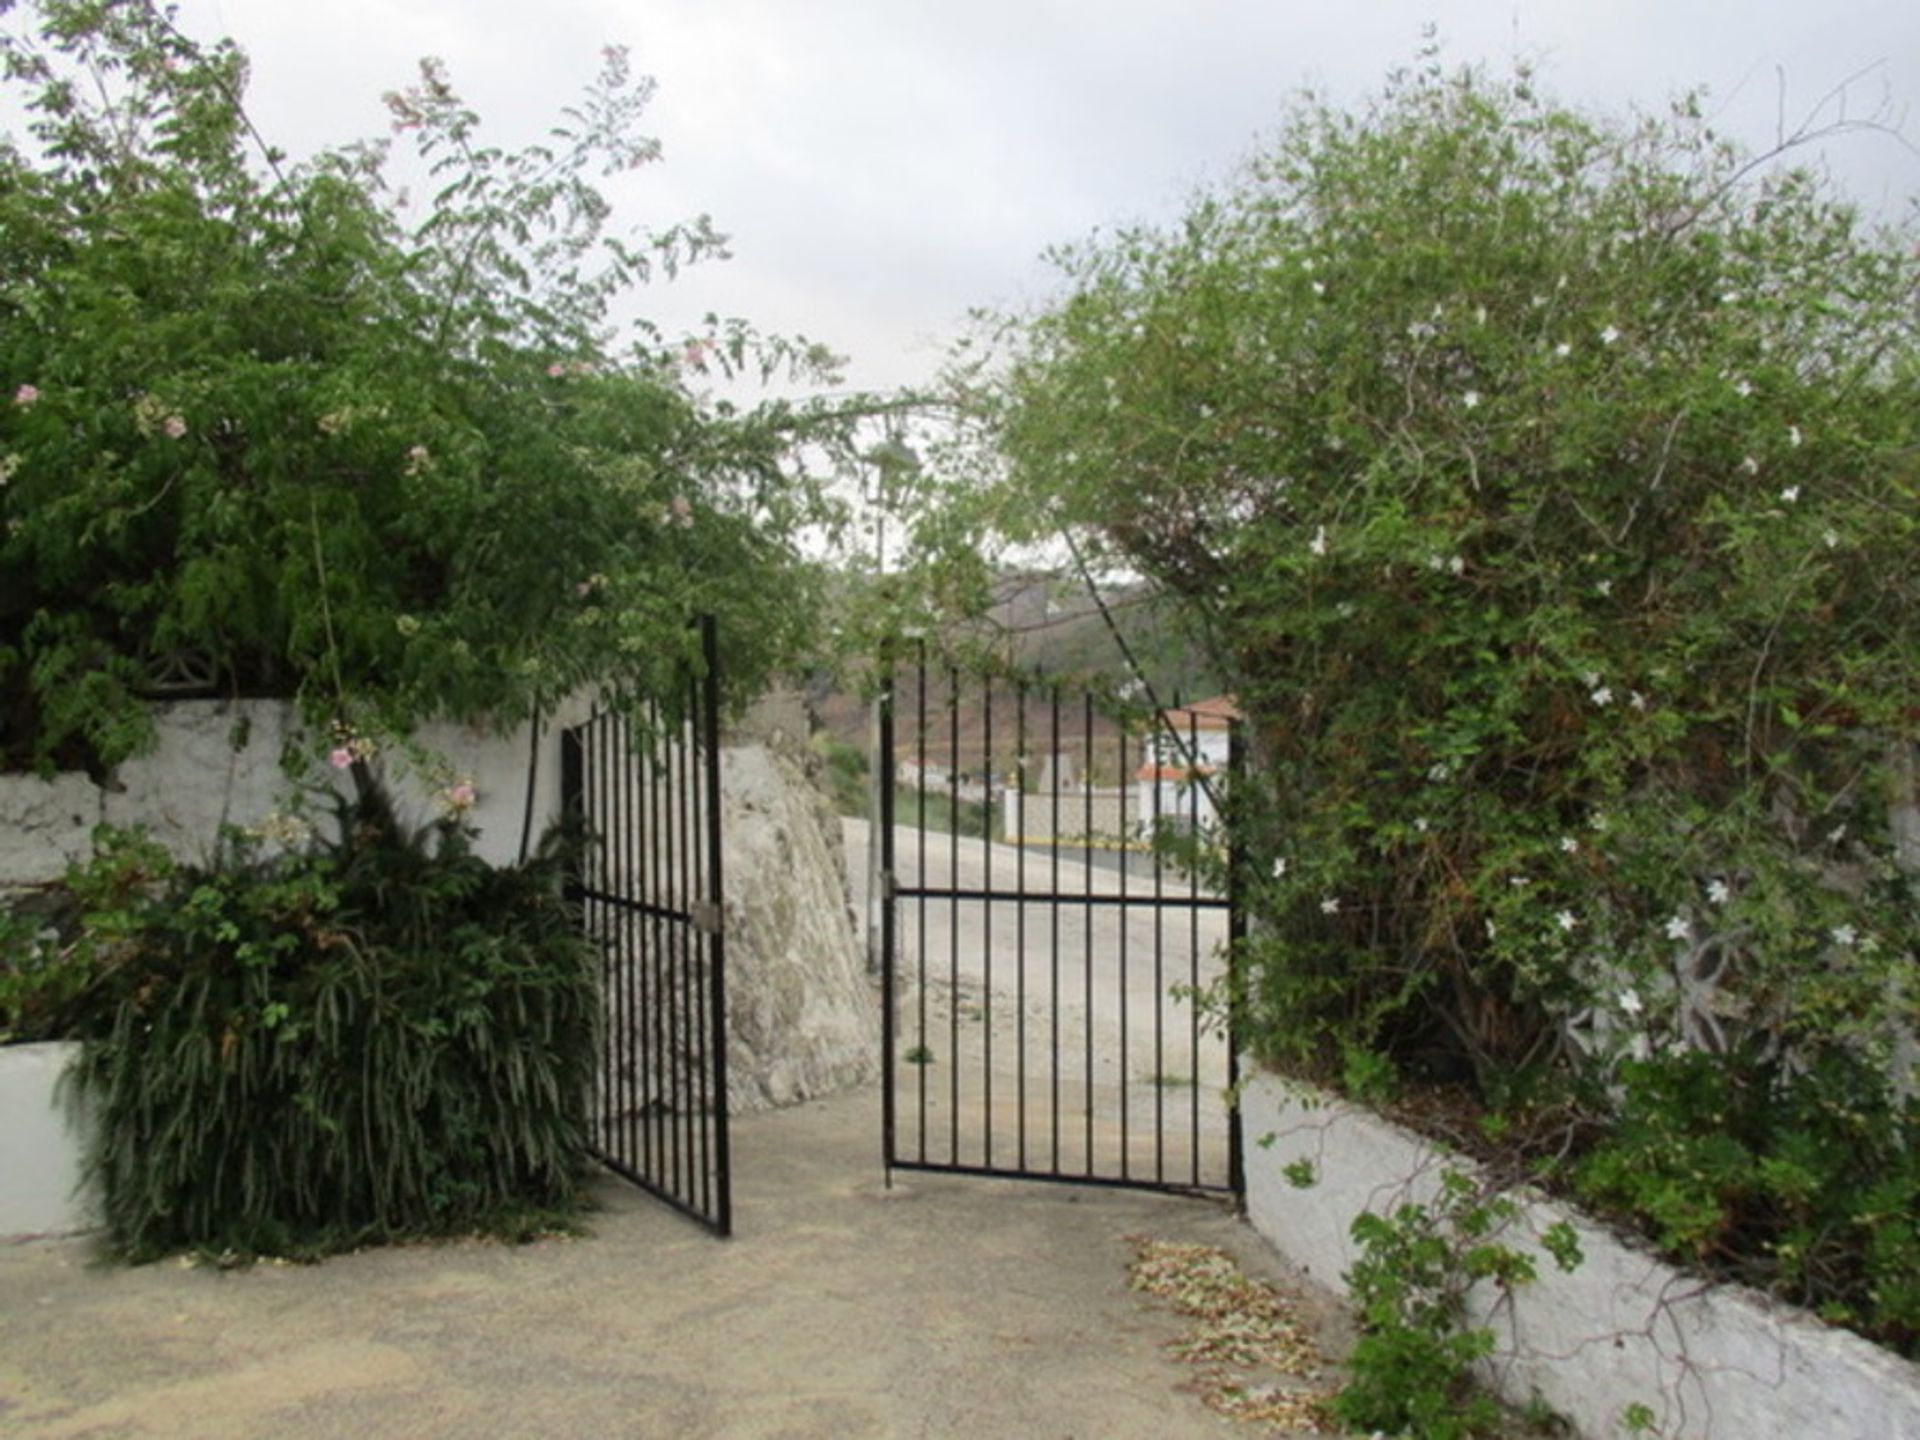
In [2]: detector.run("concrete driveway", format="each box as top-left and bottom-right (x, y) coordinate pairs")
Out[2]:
(0, 1085), (1343, 1439)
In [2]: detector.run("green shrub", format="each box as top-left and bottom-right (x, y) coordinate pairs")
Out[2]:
(65, 790), (597, 1260)
(1333, 1170), (1520, 1439)
(958, 43), (1920, 1357)
(0, 827), (172, 1043)
(1575, 1048), (1920, 1353)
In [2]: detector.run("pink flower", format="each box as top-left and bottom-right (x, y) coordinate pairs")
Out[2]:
(547, 362), (569, 378)
(328, 746), (354, 770)
(163, 415), (187, 438)
(446, 780), (476, 810)
(681, 341), (712, 373)
(13, 384), (39, 407)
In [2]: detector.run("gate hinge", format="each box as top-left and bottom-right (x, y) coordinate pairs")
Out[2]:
(690, 901), (724, 936)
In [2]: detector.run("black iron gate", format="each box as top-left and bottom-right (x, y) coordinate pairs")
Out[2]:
(561, 617), (730, 1235)
(877, 652), (1243, 1198)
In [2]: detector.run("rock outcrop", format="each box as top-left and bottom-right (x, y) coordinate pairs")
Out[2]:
(717, 741), (878, 1111)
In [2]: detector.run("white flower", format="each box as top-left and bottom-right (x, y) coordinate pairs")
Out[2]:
(1823, 530), (1839, 549)
(1599, 325), (1621, 346)
(1461, 390), (1481, 410)
(1271, 857), (1288, 879)
(1664, 914), (1690, 941)
(1721, 291), (1741, 305)
(1427, 763), (1451, 783)
(1589, 811), (1610, 832)
(1619, 988), (1644, 1016)
(1596, 579), (1613, 596)
(1733, 378), (1753, 398)
(1826, 824), (1847, 845)
(1590, 686), (1613, 707)
(1485, 919), (1499, 939)
(1707, 879), (1730, 904)
(1556, 910), (1578, 932)
(1320, 897), (1341, 915)
(1831, 925), (1857, 947)
(1414, 816), (1430, 833)
(1581, 670), (1601, 687)
(1740, 455), (1761, 475)
(1510, 876), (1530, 888)
(1629, 691), (1647, 711)
(1788, 424), (1803, 448)
(1553, 341), (1572, 359)
(1308, 525), (1328, 557)
(1427, 554), (1446, 571)
(1779, 486), (1800, 504)
(1448, 555), (1465, 576)
(1560, 836), (1578, 854)
(1311, 281), (1326, 297)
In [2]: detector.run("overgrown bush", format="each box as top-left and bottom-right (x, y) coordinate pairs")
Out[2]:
(1574, 1048), (1920, 1352)
(0, 0), (847, 775)
(61, 791), (597, 1260)
(950, 43), (1920, 1361)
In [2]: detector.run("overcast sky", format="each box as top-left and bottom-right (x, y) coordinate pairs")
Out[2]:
(51, 3), (1920, 394)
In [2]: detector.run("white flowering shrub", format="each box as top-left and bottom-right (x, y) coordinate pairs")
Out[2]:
(964, 50), (1920, 1355)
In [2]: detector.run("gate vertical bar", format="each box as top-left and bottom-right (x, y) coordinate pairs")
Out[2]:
(878, 645), (897, 1177)
(916, 649), (928, 1161)
(701, 613), (732, 1236)
(981, 672), (994, 1168)
(1226, 721), (1246, 1205)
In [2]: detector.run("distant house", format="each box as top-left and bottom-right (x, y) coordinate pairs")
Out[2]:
(1136, 695), (1238, 833)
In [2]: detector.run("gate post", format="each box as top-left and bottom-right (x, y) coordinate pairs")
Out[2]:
(1226, 721), (1248, 1207)
(876, 644), (897, 1180)
(559, 725), (585, 908)
(698, 613), (732, 1237)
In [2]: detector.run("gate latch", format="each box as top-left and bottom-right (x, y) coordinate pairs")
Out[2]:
(690, 901), (724, 935)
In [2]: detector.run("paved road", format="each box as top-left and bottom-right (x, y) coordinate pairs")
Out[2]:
(846, 820), (1234, 1189)
(0, 1087), (1342, 1439)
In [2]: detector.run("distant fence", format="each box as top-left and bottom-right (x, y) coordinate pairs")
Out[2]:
(1003, 788), (1135, 845)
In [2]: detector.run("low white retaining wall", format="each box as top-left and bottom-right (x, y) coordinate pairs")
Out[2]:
(1241, 1071), (1920, 1439)
(0, 1041), (93, 1237)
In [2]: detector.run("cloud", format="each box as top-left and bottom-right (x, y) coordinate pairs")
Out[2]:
(28, 0), (1920, 395)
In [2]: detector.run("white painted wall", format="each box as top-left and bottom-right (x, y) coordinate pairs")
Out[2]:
(0, 1042), (92, 1238)
(0, 697), (596, 889)
(1240, 1072), (1920, 1439)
